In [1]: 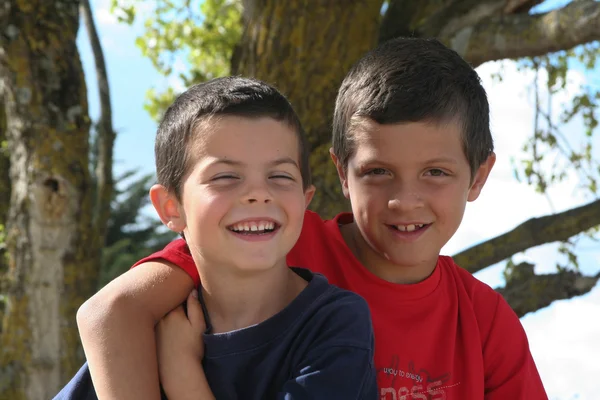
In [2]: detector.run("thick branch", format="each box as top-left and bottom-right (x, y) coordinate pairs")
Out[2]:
(80, 0), (115, 245)
(379, 0), (543, 44)
(445, 0), (600, 67)
(453, 198), (600, 273)
(497, 262), (600, 317)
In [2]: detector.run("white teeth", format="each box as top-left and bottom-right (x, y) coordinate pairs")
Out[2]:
(396, 224), (424, 232)
(230, 221), (277, 233)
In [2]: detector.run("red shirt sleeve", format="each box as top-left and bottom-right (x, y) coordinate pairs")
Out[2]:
(132, 239), (200, 287)
(482, 294), (548, 399)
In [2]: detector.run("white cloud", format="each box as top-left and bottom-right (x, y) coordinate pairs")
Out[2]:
(522, 282), (600, 400)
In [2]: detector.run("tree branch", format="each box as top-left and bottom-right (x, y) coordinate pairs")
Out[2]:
(496, 262), (600, 317)
(80, 0), (115, 246)
(445, 0), (600, 67)
(453, 198), (600, 273)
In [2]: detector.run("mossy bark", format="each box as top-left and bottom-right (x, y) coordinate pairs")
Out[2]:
(0, 1), (99, 398)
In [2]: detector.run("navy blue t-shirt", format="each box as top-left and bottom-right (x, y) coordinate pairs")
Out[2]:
(54, 268), (377, 399)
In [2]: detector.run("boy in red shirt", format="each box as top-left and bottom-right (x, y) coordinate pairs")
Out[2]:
(78, 38), (547, 399)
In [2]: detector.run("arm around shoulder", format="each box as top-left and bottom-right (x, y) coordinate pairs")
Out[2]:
(77, 260), (195, 400)
(482, 294), (548, 399)
(280, 291), (378, 400)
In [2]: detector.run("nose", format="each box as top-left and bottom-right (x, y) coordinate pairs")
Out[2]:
(387, 182), (424, 212)
(241, 178), (273, 204)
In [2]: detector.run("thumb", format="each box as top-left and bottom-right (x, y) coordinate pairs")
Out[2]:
(186, 289), (206, 334)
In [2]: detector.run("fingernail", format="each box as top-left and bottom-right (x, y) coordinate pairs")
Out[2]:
(191, 289), (198, 298)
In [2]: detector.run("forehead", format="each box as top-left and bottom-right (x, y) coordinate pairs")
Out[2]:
(350, 119), (466, 163)
(191, 115), (300, 162)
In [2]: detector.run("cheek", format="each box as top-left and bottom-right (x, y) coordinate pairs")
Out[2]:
(280, 189), (308, 218)
(431, 186), (467, 221)
(350, 183), (385, 214)
(184, 190), (230, 227)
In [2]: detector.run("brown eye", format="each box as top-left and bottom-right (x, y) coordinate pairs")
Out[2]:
(426, 169), (447, 177)
(366, 168), (388, 176)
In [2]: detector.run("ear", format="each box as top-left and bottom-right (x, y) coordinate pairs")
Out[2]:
(149, 184), (187, 232)
(329, 148), (350, 199)
(303, 185), (316, 208)
(467, 152), (496, 202)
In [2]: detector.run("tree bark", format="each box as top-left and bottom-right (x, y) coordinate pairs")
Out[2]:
(453, 198), (600, 274)
(496, 262), (600, 318)
(0, 1), (97, 398)
(381, 0), (600, 67)
(0, 97), (8, 335)
(444, 0), (600, 67)
(234, 0), (384, 218)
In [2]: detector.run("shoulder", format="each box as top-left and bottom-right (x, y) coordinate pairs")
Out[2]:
(440, 256), (530, 351)
(440, 255), (500, 302)
(301, 271), (374, 348)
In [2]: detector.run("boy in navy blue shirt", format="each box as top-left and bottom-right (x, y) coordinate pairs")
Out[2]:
(54, 77), (377, 399)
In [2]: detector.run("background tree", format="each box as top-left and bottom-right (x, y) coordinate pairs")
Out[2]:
(99, 169), (176, 287)
(0, 0), (114, 398)
(112, 0), (600, 315)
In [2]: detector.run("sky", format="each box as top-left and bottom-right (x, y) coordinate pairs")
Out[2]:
(77, 1), (600, 398)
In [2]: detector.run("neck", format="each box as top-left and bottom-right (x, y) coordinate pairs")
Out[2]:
(341, 222), (437, 284)
(197, 260), (306, 334)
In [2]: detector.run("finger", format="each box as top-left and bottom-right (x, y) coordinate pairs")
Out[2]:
(186, 289), (206, 333)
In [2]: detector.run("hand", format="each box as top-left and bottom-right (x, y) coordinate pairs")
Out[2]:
(156, 289), (206, 393)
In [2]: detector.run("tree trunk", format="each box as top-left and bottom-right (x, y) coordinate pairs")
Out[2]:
(0, 1), (99, 398)
(0, 98), (8, 334)
(80, 0), (115, 289)
(234, 0), (384, 218)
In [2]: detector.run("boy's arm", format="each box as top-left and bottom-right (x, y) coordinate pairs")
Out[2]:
(279, 294), (378, 400)
(156, 292), (215, 400)
(482, 295), (548, 399)
(77, 261), (195, 400)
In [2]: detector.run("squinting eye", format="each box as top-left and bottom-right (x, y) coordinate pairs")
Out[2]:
(212, 175), (238, 181)
(271, 174), (294, 180)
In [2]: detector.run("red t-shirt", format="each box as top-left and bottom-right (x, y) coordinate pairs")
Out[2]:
(136, 210), (547, 399)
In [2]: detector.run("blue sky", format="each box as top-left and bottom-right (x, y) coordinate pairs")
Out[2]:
(77, 1), (600, 398)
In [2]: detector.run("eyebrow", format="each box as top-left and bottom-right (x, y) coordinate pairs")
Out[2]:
(208, 157), (299, 168)
(354, 157), (458, 167)
(423, 157), (458, 165)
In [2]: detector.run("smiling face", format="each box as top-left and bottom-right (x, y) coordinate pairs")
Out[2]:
(333, 119), (495, 283)
(154, 116), (313, 274)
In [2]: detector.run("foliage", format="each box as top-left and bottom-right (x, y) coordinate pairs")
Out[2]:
(111, 0), (242, 120)
(506, 42), (600, 272)
(513, 42), (600, 197)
